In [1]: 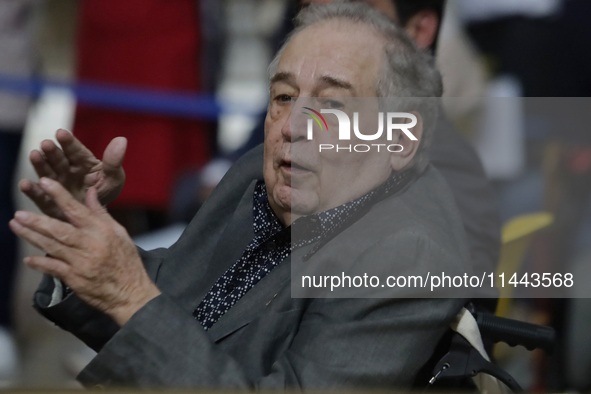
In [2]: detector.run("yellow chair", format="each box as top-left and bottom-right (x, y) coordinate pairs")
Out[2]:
(495, 212), (554, 317)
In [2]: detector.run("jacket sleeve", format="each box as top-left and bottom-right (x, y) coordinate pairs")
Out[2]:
(32, 247), (168, 352)
(76, 293), (464, 389)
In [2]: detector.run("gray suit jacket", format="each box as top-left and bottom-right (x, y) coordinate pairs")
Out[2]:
(34, 146), (469, 390)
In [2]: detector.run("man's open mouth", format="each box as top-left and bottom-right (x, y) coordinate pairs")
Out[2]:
(281, 159), (312, 174)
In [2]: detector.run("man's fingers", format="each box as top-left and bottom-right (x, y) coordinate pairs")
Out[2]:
(13, 210), (78, 247)
(24, 255), (70, 282)
(19, 179), (58, 212)
(41, 140), (70, 175)
(20, 179), (53, 210)
(9, 219), (73, 261)
(30, 149), (57, 179)
(56, 129), (100, 169)
(20, 178), (45, 200)
(20, 179), (68, 222)
(39, 177), (91, 226)
(102, 137), (127, 175)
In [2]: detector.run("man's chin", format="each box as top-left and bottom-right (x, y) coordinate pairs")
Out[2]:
(289, 188), (319, 217)
(272, 185), (318, 217)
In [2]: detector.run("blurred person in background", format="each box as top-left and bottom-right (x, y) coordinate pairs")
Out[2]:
(67, 0), (215, 235)
(0, 0), (37, 384)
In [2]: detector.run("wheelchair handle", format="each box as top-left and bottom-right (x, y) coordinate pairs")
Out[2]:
(475, 313), (555, 354)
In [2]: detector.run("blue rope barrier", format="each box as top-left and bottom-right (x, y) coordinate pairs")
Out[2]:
(0, 73), (261, 120)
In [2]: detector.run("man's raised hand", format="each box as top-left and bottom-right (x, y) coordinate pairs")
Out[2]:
(9, 178), (160, 326)
(20, 129), (127, 220)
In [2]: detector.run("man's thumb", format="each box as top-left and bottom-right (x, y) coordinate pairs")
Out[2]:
(102, 137), (127, 174)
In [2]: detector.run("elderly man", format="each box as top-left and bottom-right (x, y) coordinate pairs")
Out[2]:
(236, 0), (500, 285)
(11, 2), (469, 389)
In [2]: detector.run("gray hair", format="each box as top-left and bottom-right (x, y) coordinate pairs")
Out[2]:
(267, 0), (442, 172)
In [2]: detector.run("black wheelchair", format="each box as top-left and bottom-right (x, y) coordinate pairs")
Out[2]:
(414, 302), (556, 393)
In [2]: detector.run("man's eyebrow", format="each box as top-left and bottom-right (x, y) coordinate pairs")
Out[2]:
(270, 72), (296, 86)
(270, 72), (356, 93)
(318, 75), (354, 91)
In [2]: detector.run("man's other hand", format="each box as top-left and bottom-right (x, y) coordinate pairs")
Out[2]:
(20, 129), (127, 220)
(9, 178), (160, 326)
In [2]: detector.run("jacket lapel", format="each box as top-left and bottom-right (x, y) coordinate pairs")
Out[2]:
(207, 255), (292, 342)
(168, 177), (293, 342)
(197, 180), (258, 298)
(162, 180), (258, 310)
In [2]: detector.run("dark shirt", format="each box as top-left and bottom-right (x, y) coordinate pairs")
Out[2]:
(193, 170), (413, 330)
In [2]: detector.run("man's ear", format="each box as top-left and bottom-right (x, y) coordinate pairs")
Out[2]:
(389, 112), (423, 171)
(404, 9), (440, 50)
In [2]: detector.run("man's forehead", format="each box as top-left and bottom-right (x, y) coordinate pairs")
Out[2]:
(273, 20), (384, 94)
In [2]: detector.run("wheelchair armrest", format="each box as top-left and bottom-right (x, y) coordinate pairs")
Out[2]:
(475, 313), (555, 354)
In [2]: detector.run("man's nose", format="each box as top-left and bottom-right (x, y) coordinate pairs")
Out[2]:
(286, 104), (309, 142)
(280, 112), (292, 141)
